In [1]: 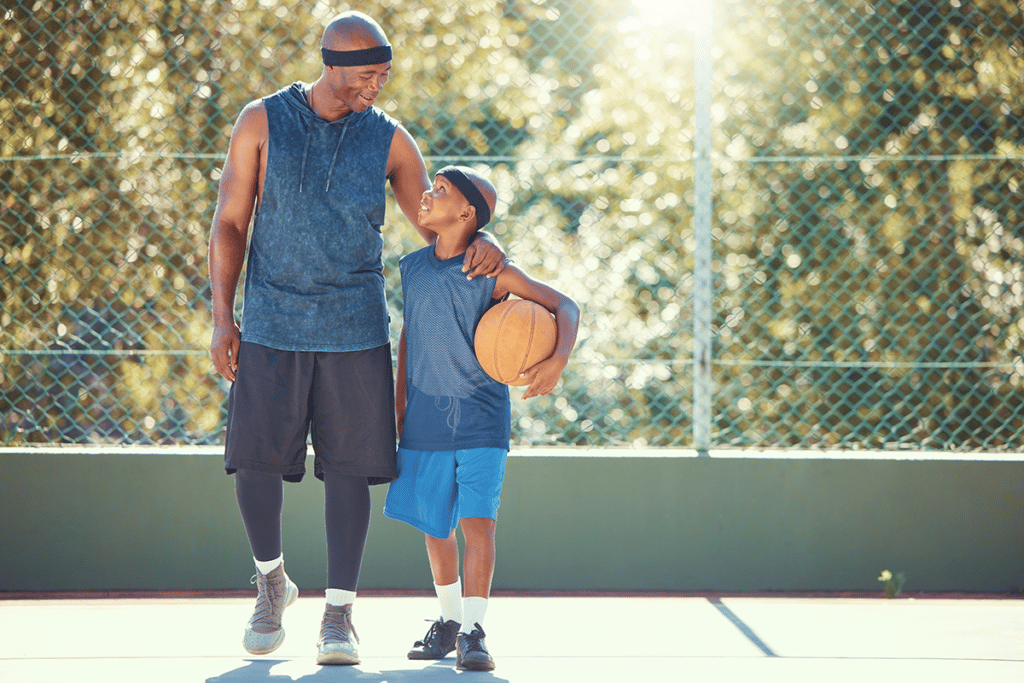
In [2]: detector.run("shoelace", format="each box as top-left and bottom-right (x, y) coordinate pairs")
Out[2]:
(415, 619), (444, 647)
(249, 573), (282, 626)
(322, 609), (360, 644)
(461, 627), (487, 653)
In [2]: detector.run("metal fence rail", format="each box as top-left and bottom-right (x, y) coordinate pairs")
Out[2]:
(2, 0), (1022, 451)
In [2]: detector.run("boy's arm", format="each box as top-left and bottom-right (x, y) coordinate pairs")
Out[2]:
(395, 326), (408, 439)
(491, 266), (580, 399)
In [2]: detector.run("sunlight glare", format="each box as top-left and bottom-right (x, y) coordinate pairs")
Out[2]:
(630, 0), (711, 30)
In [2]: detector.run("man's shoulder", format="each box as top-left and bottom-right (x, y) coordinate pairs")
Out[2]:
(230, 98), (269, 142)
(234, 83), (297, 127)
(264, 82), (303, 100)
(369, 105), (401, 128)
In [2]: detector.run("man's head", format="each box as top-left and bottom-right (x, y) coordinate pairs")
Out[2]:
(419, 166), (498, 234)
(320, 11), (392, 114)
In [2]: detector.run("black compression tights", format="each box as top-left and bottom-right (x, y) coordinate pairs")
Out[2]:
(234, 468), (283, 562)
(234, 469), (370, 591)
(323, 472), (371, 591)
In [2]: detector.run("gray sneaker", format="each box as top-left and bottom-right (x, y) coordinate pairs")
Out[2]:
(456, 623), (496, 671)
(316, 603), (360, 665)
(243, 563), (299, 655)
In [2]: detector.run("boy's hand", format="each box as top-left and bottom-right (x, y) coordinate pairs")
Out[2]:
(519, 357), (568, 399)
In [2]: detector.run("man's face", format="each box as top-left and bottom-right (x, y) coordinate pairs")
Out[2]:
(329, 62), (391, 113)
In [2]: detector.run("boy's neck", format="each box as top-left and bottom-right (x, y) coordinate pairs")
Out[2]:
(432, 233), (473, 261)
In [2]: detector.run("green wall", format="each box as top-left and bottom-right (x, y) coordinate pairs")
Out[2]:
(2, 449), (1022, 593)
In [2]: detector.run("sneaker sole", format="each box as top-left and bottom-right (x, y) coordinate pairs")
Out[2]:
(244, 629), (286, 655)
(457, 658), (496, 671)
(408, 650), (453, 660)
(316, 651), (360, 665)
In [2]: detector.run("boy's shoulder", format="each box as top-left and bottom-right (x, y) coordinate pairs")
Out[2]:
(399, 244), (434, 266)
(400, 245), (473, 271)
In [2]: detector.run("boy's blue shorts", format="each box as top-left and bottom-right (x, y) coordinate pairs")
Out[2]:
(383, 447), (508, 539)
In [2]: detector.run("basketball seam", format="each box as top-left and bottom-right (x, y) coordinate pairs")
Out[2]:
(515, 304), (537, 380)
(493, 303), (515, 383)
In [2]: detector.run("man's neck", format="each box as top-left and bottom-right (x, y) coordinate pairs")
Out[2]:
(309, 81), (354, 121)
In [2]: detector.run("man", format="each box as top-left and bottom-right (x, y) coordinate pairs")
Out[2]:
(208, 11), (505, 666)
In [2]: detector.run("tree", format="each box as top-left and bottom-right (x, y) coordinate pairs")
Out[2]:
(3, 0), (1022, 450)
(709, 0), (1024, 448)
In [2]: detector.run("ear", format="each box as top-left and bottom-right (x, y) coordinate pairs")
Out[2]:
(460, 204), (476, 225)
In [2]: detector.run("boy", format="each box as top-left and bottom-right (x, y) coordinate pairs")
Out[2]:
(384, 166), (580, 671)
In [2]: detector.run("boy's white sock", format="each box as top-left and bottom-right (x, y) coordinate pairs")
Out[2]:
(254, 555), (282, 575)
(461, 596), (488, 633)
(325, 588), (356, 606)
(435, 579), (463, 623)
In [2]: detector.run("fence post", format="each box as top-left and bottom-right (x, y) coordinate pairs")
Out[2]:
(692, 1), (714, 453)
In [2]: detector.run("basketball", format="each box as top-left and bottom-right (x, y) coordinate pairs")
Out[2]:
(474, 299), (558, 386)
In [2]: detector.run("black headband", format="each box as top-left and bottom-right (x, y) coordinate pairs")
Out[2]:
(438, 166), (491, 229)
(321, 45), (393, 67)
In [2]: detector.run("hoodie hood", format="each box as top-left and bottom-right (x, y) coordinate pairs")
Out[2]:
(282, 82), (371, 193)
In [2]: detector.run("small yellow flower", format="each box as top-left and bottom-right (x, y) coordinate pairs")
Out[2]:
(878, 570), (892, 582)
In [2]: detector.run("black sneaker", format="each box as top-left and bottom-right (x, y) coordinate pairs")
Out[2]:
(408, 618), (461, 660)
(456, 623), (495, 671)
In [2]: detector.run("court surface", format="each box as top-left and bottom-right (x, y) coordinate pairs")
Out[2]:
(2, 594), (1022, 682)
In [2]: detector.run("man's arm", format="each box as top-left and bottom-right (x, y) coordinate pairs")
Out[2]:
(386, 124), (507, 278)
(386, 124), (436, 244)
(208, 101), (266, 382)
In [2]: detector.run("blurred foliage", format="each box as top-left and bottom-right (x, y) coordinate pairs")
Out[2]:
(1, 0), (1022, 450)
(711, 0), (1024, 448)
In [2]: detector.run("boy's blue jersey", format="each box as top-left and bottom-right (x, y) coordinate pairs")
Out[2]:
(398, 246), (511, 451)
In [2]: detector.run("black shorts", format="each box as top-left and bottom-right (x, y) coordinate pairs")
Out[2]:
(224, 341), (398, 484)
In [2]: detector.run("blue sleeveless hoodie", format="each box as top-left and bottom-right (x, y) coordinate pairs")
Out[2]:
(399, 246), (511, 452)
(240, 82), (398, 352)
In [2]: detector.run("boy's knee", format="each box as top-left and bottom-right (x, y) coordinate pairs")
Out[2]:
(459, 517), (497, 539)
(425, 530), (457, 546)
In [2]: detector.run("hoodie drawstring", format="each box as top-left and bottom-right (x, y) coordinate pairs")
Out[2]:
(298, 95), (351, 193)
(298, 113), (313, 194)
(325, 119), (350, 193)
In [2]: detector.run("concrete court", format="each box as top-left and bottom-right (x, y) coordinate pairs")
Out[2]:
(1, 595), (1022, 683)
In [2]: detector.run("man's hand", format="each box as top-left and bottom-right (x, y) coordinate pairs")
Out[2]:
(463, 231), (507, 280)
(211, 321), (241, 382)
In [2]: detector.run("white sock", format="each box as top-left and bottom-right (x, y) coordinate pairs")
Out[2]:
(435, 579), (463, 623)
(325, 588), (356, 607)
(254, 555), (282, 575)
(461, 596), (488, 633)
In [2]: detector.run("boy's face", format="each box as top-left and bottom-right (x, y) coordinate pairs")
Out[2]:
(419, 174), (470, 229)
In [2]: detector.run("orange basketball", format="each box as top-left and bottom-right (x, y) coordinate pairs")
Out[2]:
(474, 299), (557, 386)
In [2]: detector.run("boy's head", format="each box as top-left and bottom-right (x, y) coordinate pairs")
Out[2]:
(419, 166), (497, 235)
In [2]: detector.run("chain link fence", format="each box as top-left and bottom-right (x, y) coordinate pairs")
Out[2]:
(2, 0), (1022, 451)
